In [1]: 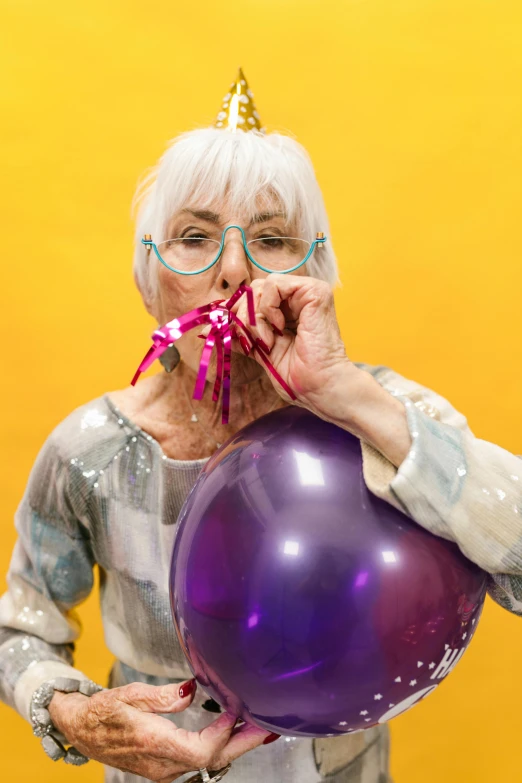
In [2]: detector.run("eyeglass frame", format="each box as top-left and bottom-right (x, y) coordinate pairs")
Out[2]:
(141, 224), (327, 276)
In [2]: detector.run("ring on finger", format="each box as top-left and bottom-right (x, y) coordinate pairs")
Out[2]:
(185, 764), (232, 782)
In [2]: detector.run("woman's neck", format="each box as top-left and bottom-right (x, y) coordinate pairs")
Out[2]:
(108, 357), (288, 460)
(160, 358), (286, 431)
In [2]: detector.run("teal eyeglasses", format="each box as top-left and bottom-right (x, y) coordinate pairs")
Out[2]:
(142, 225), (327, 276)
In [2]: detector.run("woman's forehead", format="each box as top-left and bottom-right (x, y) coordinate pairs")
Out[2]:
(170, 190), (291, 225)
(171, 205), (289, 226)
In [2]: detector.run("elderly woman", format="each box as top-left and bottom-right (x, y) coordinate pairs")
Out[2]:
(1, 76), (522, 783)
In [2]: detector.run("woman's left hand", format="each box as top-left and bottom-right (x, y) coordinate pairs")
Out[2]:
(228, 275), (359, 413)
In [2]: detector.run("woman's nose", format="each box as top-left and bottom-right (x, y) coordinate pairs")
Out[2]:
(216, 235), (251, 292)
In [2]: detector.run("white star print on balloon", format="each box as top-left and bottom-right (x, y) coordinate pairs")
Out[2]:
(377, 686), (438, 724)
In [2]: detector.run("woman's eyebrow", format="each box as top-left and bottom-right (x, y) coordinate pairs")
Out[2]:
(249, 212), (287, 225)
(175, 209), (287, 226)
(179, 209), (222, 223)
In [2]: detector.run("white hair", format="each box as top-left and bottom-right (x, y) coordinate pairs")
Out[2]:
(131, 128), (341, 303)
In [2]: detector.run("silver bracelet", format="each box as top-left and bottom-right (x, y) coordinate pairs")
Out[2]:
(30, 676), (104, 765)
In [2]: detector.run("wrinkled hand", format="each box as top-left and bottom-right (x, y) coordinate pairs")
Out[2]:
(49, 678), (277, 782)
(229, 275), (354, 410)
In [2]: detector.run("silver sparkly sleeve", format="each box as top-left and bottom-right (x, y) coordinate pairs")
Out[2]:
(357, 363), (522, 616)
(0, 426), (96, 719)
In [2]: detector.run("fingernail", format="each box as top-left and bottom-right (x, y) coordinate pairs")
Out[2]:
(268, 320), (284, 337)
(256, 337), (271, 354)
(262, 732), (281, 745)
(179, 679), (196, 699)
(239, 335), (251, 355)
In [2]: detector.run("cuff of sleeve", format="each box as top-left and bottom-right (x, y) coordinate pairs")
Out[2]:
(360, 440), (405, 512)
(14, 660), (89, 723)
(377, 394), (467, 541)
(360, 391), (466, 537)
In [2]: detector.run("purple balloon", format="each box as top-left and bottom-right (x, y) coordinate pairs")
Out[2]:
(170, 407), (486, 737)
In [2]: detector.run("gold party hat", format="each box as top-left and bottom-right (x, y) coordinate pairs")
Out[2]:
(214, 67), (265, 133)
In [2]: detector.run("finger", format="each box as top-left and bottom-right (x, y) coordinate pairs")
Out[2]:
(198, 325), (211, 339)
(268, 320), (284, 336)
(213, 722), (281, 767)
(259, 274), (332, 326)
(115, 679), (197, 714)
(228, 323), (254, 358)
(198, 710), (238, 749)
(237, 332), (254, 357)
(229, 281), (275, 350)
(175, 711), (238, 763)
(135, 711), (237, 775)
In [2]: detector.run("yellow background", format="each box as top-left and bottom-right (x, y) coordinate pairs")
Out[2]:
(1, 0), (522, 780)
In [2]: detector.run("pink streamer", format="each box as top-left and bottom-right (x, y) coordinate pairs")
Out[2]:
(131, 285), (296, 425)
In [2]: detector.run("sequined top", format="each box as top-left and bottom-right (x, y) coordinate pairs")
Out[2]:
(1, 361), (521, 783)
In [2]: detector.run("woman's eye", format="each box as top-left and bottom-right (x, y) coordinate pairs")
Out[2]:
(181, 234), (208, 243)
(259, 236), (284, 249)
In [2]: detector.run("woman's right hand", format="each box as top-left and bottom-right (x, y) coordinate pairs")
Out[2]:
(48, 678), (279, 782)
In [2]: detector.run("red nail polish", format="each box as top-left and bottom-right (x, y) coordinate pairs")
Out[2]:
(179, 679), (196, 699)
(262, 732), (281, 745)
(239, 335), (251, 355)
